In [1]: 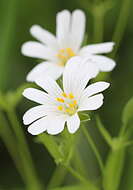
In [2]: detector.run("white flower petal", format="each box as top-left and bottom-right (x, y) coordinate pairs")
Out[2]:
(23, 105), (48, 125)
(79, 42), (115, 55)
(27, 62), (64, 82)
(79, 94), (104, 111)
(46, 116), (66, 135)
(21, 41), (56, 61)
(30, 25), (59, 50)
(90, 55), (116, 72)
(63, 56), (99, 99)
(23, 88), (51, 105)
(67, 113), (80, 134)
(56, 10), (71, 47)
(35, 76), (63, 97)
(81, 82), (110, 99)
(28, 117), (47, 135)
(70, 10), (86, 51)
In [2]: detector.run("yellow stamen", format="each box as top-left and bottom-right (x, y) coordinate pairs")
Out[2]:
(73, 100), (77, 105)
(69, 103), (75, 108)
(58, 105), (63, 111)
(59, 49), (65, 53)
(56, 48), (75, 66)
(56, 97), (64, 103)
(69, 93), (74, 99)
(57, 54), (66, 59)
(62, 92), (67, 98)
(65, 108), (76, 115)
(66, 48), (75, 56)
(69, 100), (77, 108)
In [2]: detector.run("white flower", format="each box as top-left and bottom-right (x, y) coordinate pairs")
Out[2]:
(23, 57), (110, 135)
(21, 9), (116, 82)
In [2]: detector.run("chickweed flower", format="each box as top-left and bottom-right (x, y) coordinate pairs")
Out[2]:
(23, 57), (110, 135)
(21, 9), (116, 82)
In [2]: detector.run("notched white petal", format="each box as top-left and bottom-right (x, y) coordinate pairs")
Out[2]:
(79, 94), (104, 111)
(26, 62), (63, 82)
(35, 76), (63, 97)
(81, 81), (110, 98)
(56, 10), (71, 47)
(23, 88), (50, 105)
(79, 42), (115, 55)
(67, 113), (80, 134)
(28, 117), (47, 135)
(21, 41), (56, 61)
(70, 9), (86, 51)
(23, 105), (47, 125)
(92, 55), (116, 72)
(47, 116), (66, 135)
(30, 25), (58, 49)
(63, 56), (99, 99)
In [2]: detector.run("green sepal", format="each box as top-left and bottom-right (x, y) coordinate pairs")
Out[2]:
(78, 112), (90, 123)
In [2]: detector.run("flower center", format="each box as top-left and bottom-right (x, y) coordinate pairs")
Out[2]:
(56, 92), (78, 116)
(56, 48), (75, 66)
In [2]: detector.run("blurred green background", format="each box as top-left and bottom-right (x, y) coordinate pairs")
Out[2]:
(0, 0), (133, 189)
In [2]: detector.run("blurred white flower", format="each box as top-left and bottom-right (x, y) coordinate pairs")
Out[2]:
(21, 9), (116, 82)
(23, 57), (110, 135)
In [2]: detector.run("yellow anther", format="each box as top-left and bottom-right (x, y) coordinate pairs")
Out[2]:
(66, 48), (75, 57)
(69, 93), (74, 99)
(56, 97), (64, 103)
(69, 100), (77, 108)
(73, 100), (77, 105)
(69, 103), (75, 108)
(56, 48), (75, 66)
(62, 92), (67, 98)
(59, 49), (65, 53)
(65, 108), (71, 114)
(65, 108), (76, 115)
(57, 105), (63, 111)
(57, 54), (66, 59)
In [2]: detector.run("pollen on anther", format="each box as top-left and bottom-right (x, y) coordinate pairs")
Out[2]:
(69, 103), (75, 108)
(69, 93), (74, 99)
(56, 97), (64, 103)
(73, 100), (77, 105)
(58, 106), (63, 111)
(66, 48), (75, 57)
(62, 92), (67, 98)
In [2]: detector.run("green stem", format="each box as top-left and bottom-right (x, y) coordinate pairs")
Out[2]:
(93, 7), (104, 43)
(73, 150), (89, 179)
(119, 124), (127, 137)
(0, 111), (26, 182)
(6, 108), (42, 190)
(111, 0), (131, 58)
(47, 166), (67, 189)
(63, 165), (99, 190)
(81, 125), (104, 174)
(103, 148), (125, 190)
(0, 0), (18, 90)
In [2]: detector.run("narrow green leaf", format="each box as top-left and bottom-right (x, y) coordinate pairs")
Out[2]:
(0, 0), (18, 90)
(122, 97), (133, 125)
(36, 134), (64, 164)
(96, 116), (112, 147)
(103, 148), (125, 190)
